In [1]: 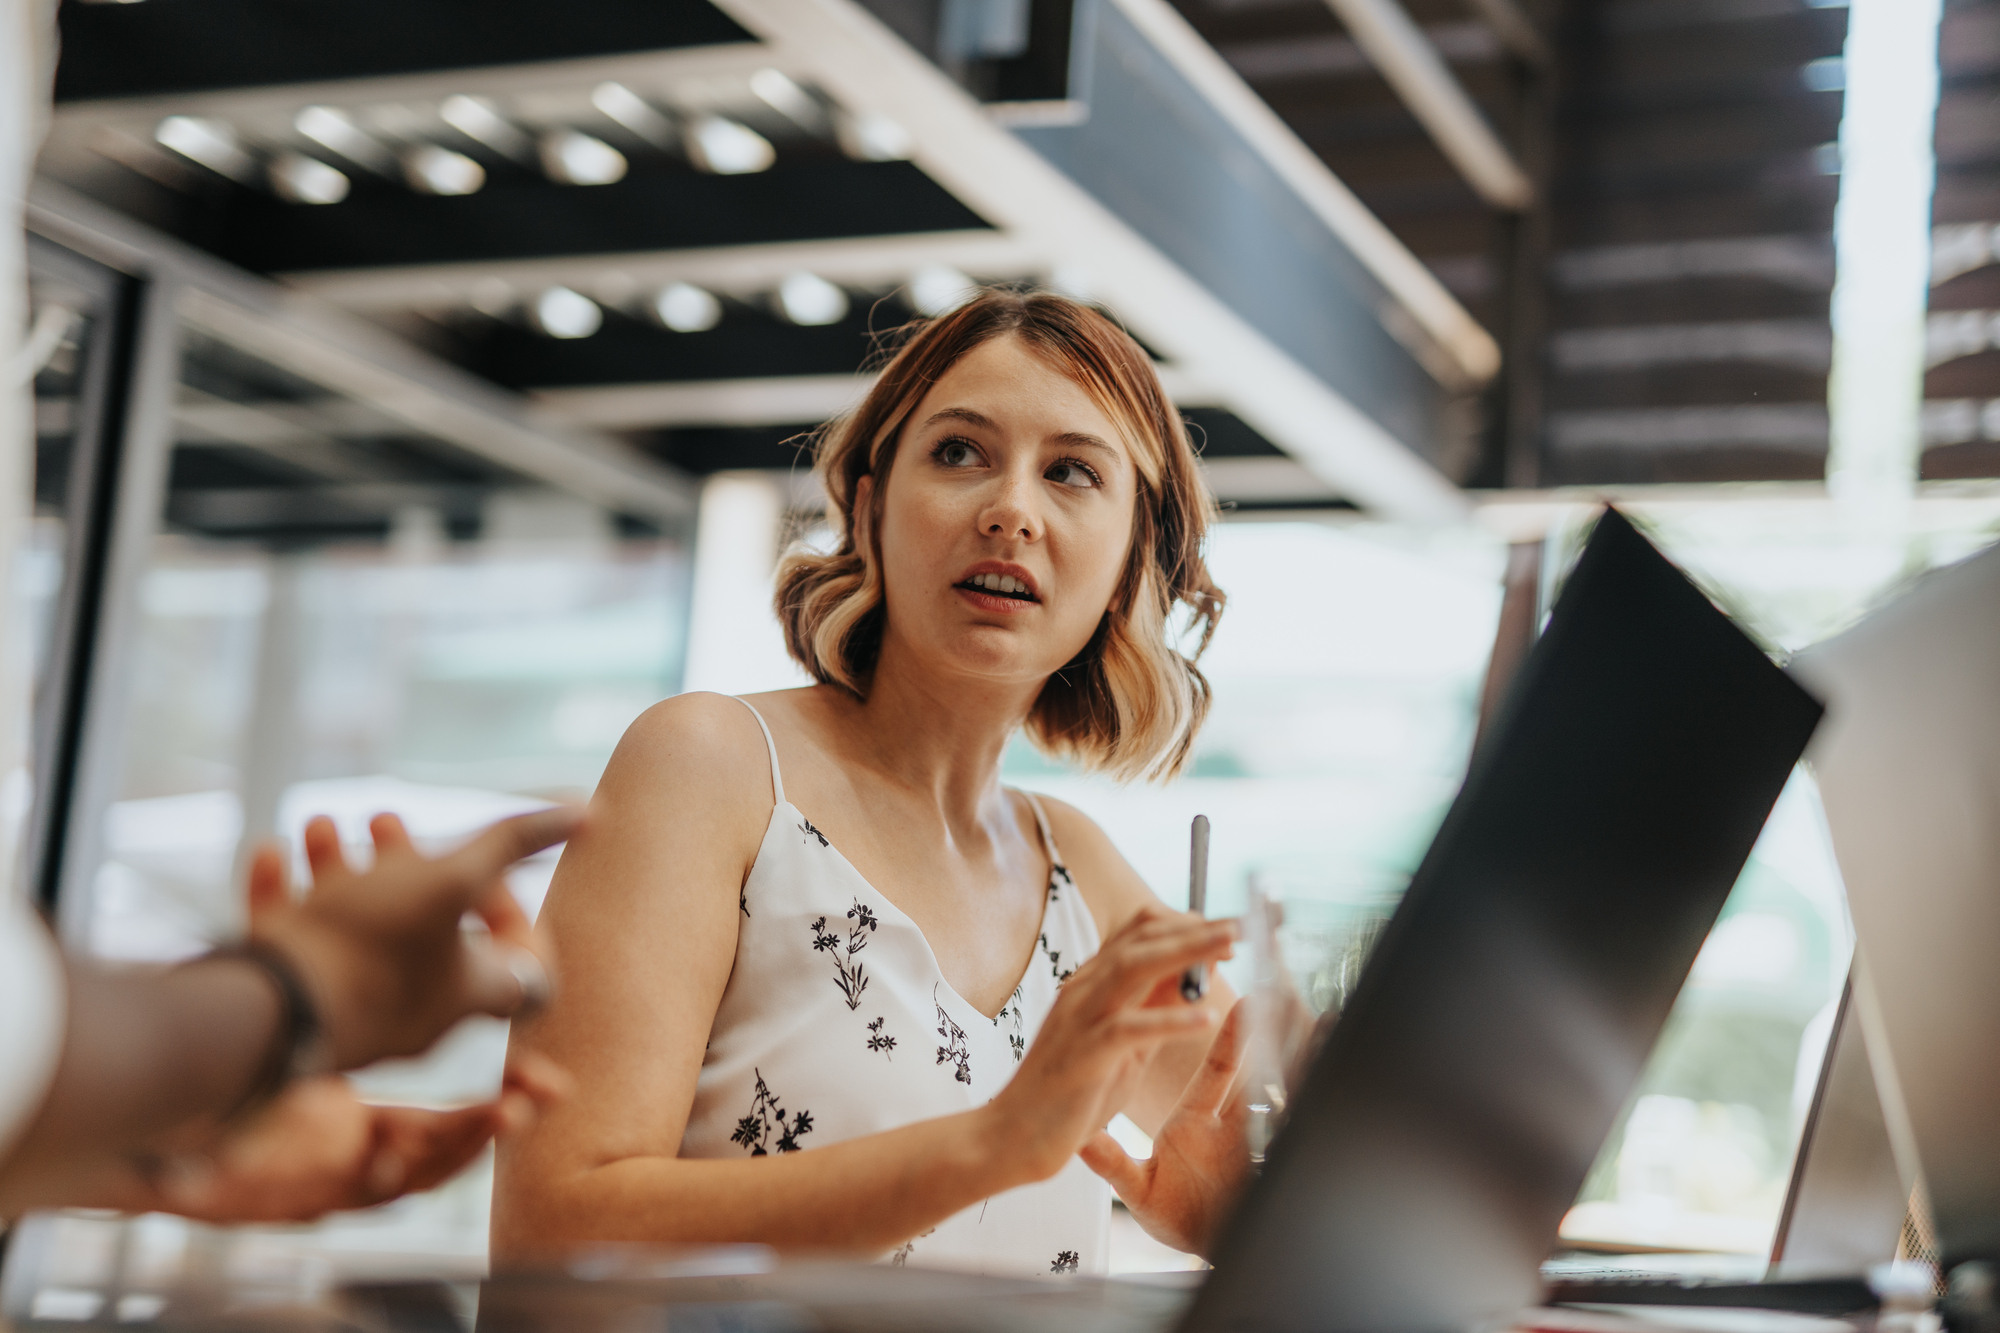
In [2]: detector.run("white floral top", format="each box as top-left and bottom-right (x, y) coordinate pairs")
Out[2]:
(678, 698), (1110, 1276)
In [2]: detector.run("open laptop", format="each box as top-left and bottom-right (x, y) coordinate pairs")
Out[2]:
(345, 509), (1821, 1333)
(1789, 538), (2000, 1278)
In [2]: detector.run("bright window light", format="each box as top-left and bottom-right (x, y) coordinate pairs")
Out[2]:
(909, 265), (976, 317)
(540, 130), (628, 186)
(1825, 0), (1943, 527)
(655, 282), (723, 333)
(684, 114), (776, 175)
(775, 272), (849, 327)
(267, 152), (350, 205)
(532, 287), (603, 339)
(401, 145), (485, 196)
(154, 116), (255, 183)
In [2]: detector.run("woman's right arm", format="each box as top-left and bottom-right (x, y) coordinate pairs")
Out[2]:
(491, 693), (1235, 1262)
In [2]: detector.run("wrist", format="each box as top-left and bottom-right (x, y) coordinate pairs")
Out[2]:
(965, 1100), (1063, 1190)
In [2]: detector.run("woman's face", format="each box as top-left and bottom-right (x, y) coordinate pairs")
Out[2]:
(871, 333), (1140, 692)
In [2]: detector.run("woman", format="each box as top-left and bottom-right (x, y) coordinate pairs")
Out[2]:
(495, 289), (1248, 1276)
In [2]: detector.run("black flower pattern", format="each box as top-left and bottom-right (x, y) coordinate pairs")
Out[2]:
(1049, 863), (1074, 901)
(799, 817), (829, 848)
(867, 1016), (897, 1058)
(1051, 1251), (1080, 1274)
(991, 985), (1026, 1063)
(934, 991), (971, 1084)
(740, 890), (749, 918)
(811, 897), (876, 1010)
(1040, 932), (1075, 985)
(730, 1069), (813, 1156)
(889, 1229), (934, 1268)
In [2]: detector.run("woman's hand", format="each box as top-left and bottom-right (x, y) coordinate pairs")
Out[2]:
(250, 807), (580, 1071)
(1079, 997), (1252, 1257)
(983, 907), (1237, 1183)
(127, 1053), (571, 1223)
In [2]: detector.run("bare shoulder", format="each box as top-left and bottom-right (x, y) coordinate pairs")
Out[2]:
(1030, 793), (1166, 938)
(597, 691), (774, 810)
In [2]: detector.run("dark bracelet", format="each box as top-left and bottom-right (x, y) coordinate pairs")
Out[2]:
(194, 940), (334, 1117)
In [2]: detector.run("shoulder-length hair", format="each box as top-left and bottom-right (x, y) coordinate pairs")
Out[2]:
(774, 288), (1224, 783)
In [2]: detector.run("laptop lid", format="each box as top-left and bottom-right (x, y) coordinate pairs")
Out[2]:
(1766, 974), (1911, 1280)
(1184, 509), (1823, 1333)
(1791, 539), (2000, 1268)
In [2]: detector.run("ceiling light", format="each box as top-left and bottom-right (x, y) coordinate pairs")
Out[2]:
(591, 82), (677, 148)
(294, 105), (392, 172)
(835, 110), (913, 162)
(440, 94), (531, 160)
(402, 145), (485, 196)
(654, 282), (723, 333)
(775, 272), (849, 327)
(750, 69), (825, 131)
(267, 153), (350, 204)
(540, 130), (628, 186)
(154, 116), (256, 183)
(684, 114), (776, 175)
(532, 287), (603, 339)
(909, 265), (976, 316)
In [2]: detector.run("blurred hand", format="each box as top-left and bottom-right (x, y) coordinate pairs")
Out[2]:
(1079, 997), (1252, 1257)
(985, 907), (1236, 1182)
(136, 1053), (572, 1223)
(249, 807), (581, 1071)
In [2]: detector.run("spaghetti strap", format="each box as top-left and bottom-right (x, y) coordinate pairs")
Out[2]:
(1020, 791), (1061, 867)
(730, 697), (786, 807)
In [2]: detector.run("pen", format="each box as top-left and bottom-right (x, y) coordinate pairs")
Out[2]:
(1181, 814), (1210, 1003)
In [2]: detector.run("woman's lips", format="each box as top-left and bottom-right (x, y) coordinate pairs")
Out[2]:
(955, 584), (1039, 614)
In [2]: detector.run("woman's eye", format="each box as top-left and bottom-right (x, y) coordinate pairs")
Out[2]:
(936, 439), (981, 468)
(1046, 459), (1100, 489)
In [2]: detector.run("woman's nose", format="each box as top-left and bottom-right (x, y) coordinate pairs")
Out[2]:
(978, 471), (1043, 542)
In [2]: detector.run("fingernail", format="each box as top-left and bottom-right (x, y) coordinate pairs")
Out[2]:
(506, 950), (553, 1015)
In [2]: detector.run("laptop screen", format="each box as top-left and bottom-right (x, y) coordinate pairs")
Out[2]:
(1187, 509), (1823, 1333)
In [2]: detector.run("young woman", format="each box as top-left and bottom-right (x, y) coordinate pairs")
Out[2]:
(495, 289), (1249, 1276)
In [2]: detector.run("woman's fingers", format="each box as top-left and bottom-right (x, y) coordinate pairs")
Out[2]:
(434, 807), (583, 915)
(369, 812), (416, 858)
(461, 937), (548, 1020)
(1079, 1130), (1149, 1199)
(245, 841), (290, 920)
(503, 1049), (575, 1107)
(1087, 922), (1236, 1006)
(1179, 999), (1251, 1120)
(301, 815), (349, 885)
(375, 1103), (505, 1195)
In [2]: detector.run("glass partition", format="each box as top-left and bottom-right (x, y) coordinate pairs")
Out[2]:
(68, 318), (690, 1278)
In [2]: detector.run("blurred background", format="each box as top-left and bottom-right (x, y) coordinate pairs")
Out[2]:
(4, 0), (1995, 1296)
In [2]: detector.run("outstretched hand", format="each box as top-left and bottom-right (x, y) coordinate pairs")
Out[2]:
(127, 1053), (572, 1223)
(1079, 997), (1252, 1258)
(249, 807), (581, 1071)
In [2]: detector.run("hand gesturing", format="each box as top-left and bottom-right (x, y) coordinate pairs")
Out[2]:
(1079, 997), (1252, 1258)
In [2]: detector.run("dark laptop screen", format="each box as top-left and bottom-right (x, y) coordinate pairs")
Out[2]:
(1188, 509), (1823, 1333)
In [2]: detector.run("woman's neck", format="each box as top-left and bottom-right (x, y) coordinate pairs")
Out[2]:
(822, 638), (1043, 824)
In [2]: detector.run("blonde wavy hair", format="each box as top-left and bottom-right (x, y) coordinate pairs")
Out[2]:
(774, 288), (1224, 783)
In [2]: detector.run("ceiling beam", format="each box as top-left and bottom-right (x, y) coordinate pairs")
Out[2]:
(707, 0), (1469, 521)
(1317, 0), (1534, 210)
(285, 230), (1039, 313)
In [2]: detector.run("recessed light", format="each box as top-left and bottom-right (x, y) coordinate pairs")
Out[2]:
(541, 130), (628, 186)
(775, 272), (848, 327)
(909, 265), (977, 316)
(267, 153), (350, 204)
(684, 115), (775, 175)
(532, 287), (603, 339)
(655, 282), (723, 333)
(402, 145), (485, 196)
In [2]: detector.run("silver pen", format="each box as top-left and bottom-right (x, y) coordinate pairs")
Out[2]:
(1181, 814), (1210, 1002)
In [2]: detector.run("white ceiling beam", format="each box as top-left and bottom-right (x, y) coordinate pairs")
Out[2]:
(285, 230), (1041, 313)
(1105, 0), (1501, 385)
(1317, 0), (1534, 211)
(706, 0), (1468, 521)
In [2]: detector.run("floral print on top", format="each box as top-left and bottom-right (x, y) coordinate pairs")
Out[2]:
(679, 698), (1110, 1278)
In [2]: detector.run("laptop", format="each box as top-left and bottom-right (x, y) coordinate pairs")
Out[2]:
(1789, 538), (2000, 1277)
(136, 509), (1824, 1333)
